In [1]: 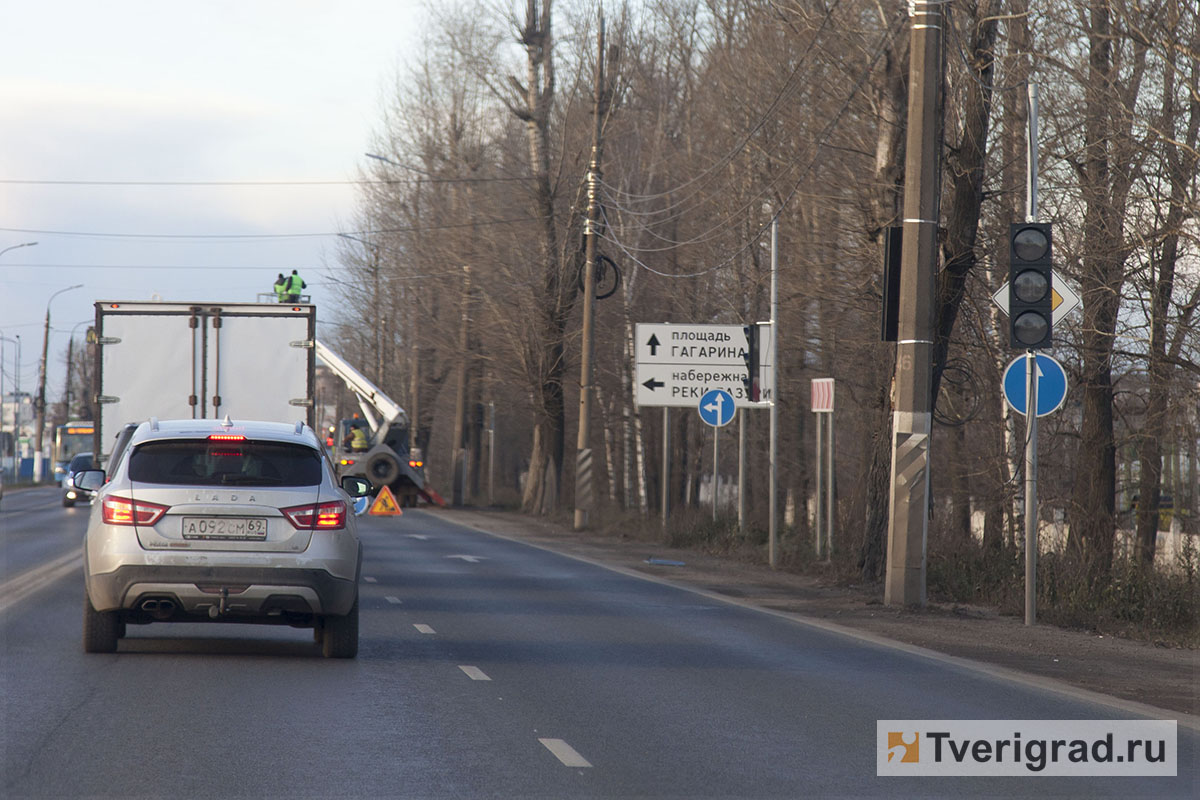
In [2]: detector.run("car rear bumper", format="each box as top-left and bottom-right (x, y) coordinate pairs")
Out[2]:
(86, 561), (360, 618)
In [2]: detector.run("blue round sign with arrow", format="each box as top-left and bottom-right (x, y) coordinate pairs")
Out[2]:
(1003, 354), (1068, 417)
(698, 389), (736, 427)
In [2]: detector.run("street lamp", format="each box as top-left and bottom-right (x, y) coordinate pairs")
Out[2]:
(33, 284), (84, 482)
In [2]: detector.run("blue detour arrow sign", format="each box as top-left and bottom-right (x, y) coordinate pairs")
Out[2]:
(1003, 354), (1068, 417)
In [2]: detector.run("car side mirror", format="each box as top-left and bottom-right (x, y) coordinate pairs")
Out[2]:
(340, 476), (372, 498)
(76, 470), (106, 491)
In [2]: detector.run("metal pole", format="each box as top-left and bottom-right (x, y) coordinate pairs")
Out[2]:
(885, 0), (943, 607)
(488, 401), (495, 506)
(1024, 350), (1038, 625)
(712, 424), (719, 523)
(737, 412), (746, 531)
(769, 217), (779, 568)
(1026, 83), (1038, 223)
(815, 410), (824, 558)
(661, 407), (669, 530)
(574, 13), (607, 531)
(825, 411), (834, 560)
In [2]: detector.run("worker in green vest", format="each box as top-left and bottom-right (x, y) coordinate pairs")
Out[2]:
(344, 423), (368, 452)
(284, 270), (306, 303)
(272, 273), (287, 302)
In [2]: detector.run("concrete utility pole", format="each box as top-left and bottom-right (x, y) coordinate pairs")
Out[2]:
(452, 265), (472, 506)
(885, 1), (944, 606)
(34, 284), (82, 481)
(574, 13), (612, 530)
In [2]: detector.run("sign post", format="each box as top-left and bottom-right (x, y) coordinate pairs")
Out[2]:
(811, 378), (835, 559)
(699, 389), (735, 522)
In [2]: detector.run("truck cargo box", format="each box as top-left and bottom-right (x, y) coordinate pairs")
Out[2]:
(92, 302), (315, 464)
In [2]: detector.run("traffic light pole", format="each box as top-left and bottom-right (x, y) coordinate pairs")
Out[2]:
(1024, 83), (1039, 627)
(1024, 350), (1038, 626)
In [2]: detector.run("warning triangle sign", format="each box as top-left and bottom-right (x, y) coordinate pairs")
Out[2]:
(368, 485), (403, 516)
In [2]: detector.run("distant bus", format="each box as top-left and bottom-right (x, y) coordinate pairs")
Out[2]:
(53, 421), (94, 482)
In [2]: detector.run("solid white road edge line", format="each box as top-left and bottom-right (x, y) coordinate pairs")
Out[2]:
(435, 509), (1200, 733)
(538, 738), (593, 768)
(459, 665), (491, 681)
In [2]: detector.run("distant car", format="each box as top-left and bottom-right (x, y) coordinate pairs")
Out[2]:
(77, 418), (372, 657)
(62, 452), (97, 507)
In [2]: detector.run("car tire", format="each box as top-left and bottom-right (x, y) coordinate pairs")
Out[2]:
(321, 598), (359, 659)
(83, 594), (120, 653)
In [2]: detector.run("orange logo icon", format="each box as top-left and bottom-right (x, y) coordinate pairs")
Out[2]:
(887, 732), (919, 763)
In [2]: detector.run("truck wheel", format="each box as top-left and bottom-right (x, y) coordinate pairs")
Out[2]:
(365, 452), (400, 486)
(321, 599), (359, 659)
(83, 594), (120, 653)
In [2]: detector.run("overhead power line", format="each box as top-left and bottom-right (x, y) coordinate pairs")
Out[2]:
(0, 215), (546, 241)
(0, 176), (527, 186)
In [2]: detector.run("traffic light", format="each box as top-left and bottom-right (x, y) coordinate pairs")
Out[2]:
(1008, 222), (1053, 349)
(742, 324), (760, 402)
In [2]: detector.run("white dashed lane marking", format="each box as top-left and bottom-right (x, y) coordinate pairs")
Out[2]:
(385, 596), (401, 604)
(539, 738), (593, 768)
(364, 576), (378, 583)
(458, 666), (491, 681)
(413, 624), (436, 634)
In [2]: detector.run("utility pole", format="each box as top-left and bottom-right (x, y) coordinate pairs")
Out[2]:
(574, 12), (613, 530)
(35, 284), (82, 482)
(885, 1), (943, 606)
(452, 265), (472, 506)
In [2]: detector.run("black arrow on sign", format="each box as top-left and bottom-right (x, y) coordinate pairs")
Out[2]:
(642, 377), (664, 391)
(647, 334), (660, 356)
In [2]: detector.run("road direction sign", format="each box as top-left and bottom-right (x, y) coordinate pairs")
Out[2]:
(635, 322), (775, 408)
(992, 269), (1081, 324)
(1003, 354), (1068, 417)
(698, 389), (736, 427)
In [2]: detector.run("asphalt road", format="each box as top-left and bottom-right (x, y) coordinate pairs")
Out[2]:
(1, 491), (1195, 798)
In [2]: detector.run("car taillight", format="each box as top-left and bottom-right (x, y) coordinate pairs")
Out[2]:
(282, 500), (347, 530)
(339, 458), (355, 466)
(409, 460), (423, 468)
(103, 496), (169, 526)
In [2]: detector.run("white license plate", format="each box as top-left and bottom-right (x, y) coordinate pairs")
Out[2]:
(181, 517), (268, 540)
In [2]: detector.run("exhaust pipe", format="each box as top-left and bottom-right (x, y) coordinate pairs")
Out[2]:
(139, 598), (176, 620)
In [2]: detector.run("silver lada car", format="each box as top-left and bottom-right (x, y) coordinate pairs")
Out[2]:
(77, 418), (371, 658)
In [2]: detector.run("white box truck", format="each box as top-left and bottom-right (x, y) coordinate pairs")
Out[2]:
(91, 302), (316, 464)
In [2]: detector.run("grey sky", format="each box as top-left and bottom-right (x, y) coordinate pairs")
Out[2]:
(0, 0), (424, 402)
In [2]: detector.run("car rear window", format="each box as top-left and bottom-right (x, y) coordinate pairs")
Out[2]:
(129, 440), (323, 487)
(69, 454), (94, 472)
